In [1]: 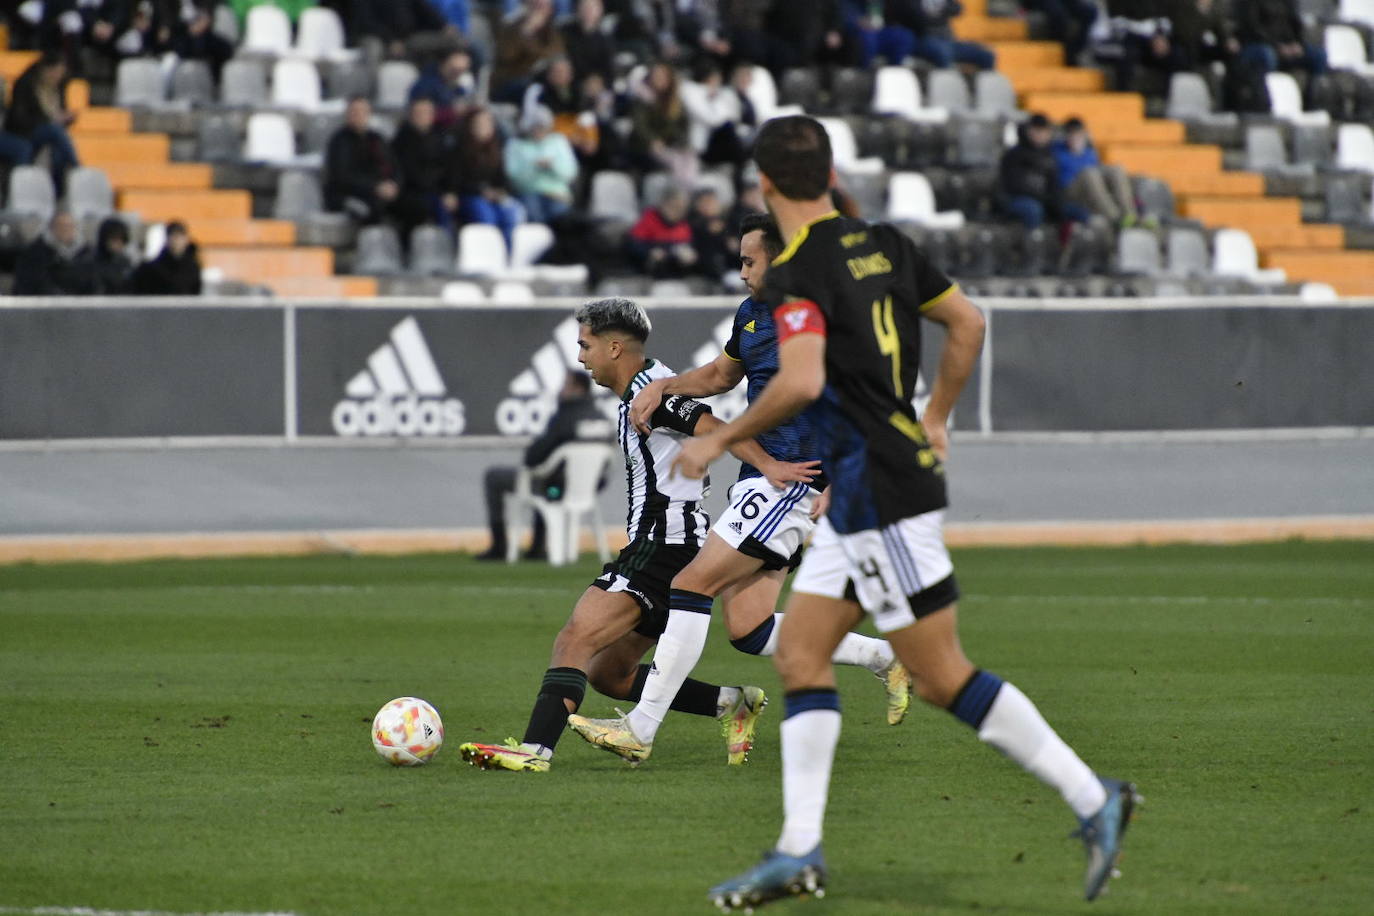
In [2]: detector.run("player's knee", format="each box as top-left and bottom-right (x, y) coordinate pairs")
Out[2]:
(669, 568), (723, 598)
(912, 670), (966, 709)
(586, 665), (632, 700)
(772, 638), (828, 685)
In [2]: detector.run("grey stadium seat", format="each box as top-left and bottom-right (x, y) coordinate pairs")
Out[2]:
(1245, 125), (1289, 171)
(974, 71), (1018, 118)
(408, 225), (456, 277)
(926, 69), (971, 113)
(354, 225), (404, 275)
(375, 61), (419, 110)
(1134, 177), (1176, 221)
(779, 68), (822, 110)
(1116, 227), (1162, 275)
(590, 170), (639, 223)
(273, 170), (324, 220)
(198, 114), (242, 162)
(7, 165), (56, 220)
(1165, 72), (1213, 120)
(828, 68), (874, 115)
(221, 58), (268, 107)
(66, 167), (114, 220)
(1166, 227), (1210, 277)
(170, 60), (215, 107)
(954, 116), (1003, 168)
(115, 58), (165, 108)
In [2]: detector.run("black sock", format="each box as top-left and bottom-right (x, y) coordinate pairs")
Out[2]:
(627, 663), (722, 718)
(522, 666), (586, 751)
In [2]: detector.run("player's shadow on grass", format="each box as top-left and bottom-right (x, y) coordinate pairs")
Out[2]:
(840, 865), (1072, 914)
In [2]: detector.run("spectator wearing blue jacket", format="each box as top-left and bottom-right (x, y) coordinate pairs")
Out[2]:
(1051, 117), (1145, 228)
(408, 47), (476, 128)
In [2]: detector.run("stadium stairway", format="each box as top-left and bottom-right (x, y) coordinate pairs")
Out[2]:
(0, 49), (375, 298)
(956, 0), (1374, 296)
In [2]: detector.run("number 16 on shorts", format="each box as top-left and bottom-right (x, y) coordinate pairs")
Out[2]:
(713, 478), (818, 566)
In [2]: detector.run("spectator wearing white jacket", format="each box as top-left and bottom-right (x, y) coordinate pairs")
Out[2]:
(679, 59), (753, 173)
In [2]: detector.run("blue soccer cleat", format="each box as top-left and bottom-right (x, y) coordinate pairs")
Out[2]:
(1074, 777), (1141, 901)
(708, 846), (827, 912)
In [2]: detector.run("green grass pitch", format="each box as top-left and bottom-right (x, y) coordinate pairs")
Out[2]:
(2, 541), (1371, 915)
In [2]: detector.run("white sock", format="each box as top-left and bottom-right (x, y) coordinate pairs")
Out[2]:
(831, 631), (894, 673)
(776, 707), (841, 856)
(626, 609), (711, 743)
(977, 681), (1106, 819)
(519, 742), (553, 760)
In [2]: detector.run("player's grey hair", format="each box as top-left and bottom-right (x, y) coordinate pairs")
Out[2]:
(575, 298), (652, 342)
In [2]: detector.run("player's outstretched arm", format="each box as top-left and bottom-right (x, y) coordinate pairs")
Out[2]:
(920, 288), (986, 461)
(692, 412), (821, 488)
(630, 353), (746, 435)
(672, 333), (826, 480)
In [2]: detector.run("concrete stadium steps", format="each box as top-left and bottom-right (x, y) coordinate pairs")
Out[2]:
(1101, 143), (1223, 173)
(70, 107), (132, 133)
(75, 132), (171, 164)
(98, 161), (213, 191)
(1003, 67), (1105, 93)
(119, 189), (252, 221)
(180, 219), (296, 246)
(987, 41), (1064, 68)
(1021, 91), (1145, 122)
(1162, 171), (1266, 196)
(1179, 196), (1303, 226)
(1261, 250), (1374, 293)
(1246, 224), (1346, 249)
(268, 276), (380, 297)
(200, 246), (334, 280)
(1083, 120), (1185, 144)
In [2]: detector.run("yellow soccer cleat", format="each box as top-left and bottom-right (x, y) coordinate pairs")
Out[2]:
(567, 709), (652, 765)
(720, 686), (768, 765)
(877, 659), (913, 726)
(458, 738), (550, 773)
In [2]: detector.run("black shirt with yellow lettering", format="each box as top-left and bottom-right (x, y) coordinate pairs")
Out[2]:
(762, 212), (957, 534)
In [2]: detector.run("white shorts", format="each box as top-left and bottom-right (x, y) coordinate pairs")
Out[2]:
(791, 511), (959, 633)
(711, 477), (818, 571)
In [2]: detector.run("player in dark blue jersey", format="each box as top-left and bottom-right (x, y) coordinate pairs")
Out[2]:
(676, 115), (1137, 912)
(567, 215), (913, 768)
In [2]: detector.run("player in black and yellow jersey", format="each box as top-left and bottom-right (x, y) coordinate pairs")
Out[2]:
(673, 115), (1138, 912)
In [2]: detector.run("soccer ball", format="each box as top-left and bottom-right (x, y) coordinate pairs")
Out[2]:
(372, 697), (444, 766)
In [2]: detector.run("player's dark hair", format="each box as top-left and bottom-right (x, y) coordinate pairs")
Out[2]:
(575, 297), (651, 342)
(752, 116), (832, 201)
(739, 212), (784, 260)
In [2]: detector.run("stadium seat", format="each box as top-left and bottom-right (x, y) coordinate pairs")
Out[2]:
(198, 114), (242, 162)
(742, 65), (802, 120)
(589, 170), (639, 222)
(170, 59), (215, 106)
(640, 172), (676, 211)
(779, 68), (822, 110)
(491, 280), (536, 304)
(243, 112), (296, 164)
(243, 4), (293, 56)
(817, 118), (885, 175)
(829, 68), (874, 115)
(1212, 228), (1286, 284)
(375, 61), (419, 110)
(1245, 124), (1290, 172)
(1165, 71), (1237, 124)
(271, 58), (323, 110)
(1336, 123), (1374, 171)
(115, 58), (165, 108)
(1166, 227), (1210, 277)
(1325, 24), (1374, 74)
(1299, 281), (1339, 301)
(299, 112), (343, 154)
(212, 2), (239, 43)
(222, 58), (269, 107)
(325, 60), (372, 103)
(142, 222), (166, 260)
(1324, 171), (1369, 221)
(7, 166), (55, 221)
(354, 224), (404, 275)
(695, 168), (736, 209)
(511, 222), (555, 270)
(1116, 227), (1163, 275)
(974, 71), (1018, 119)
(954, 116), (1004, 168)
(1134, 177), (1176, 222)
(272, 170), (323, 220)
(926, 69), (971, 114)
(66, 167), (114, 220)
(1293, 124), (1333, 168)
(440, 280), (486, 304)
(649, 279), (694, 298)
(1265, 72), (1331, 124)
(873, 66), (948, 123)
(294, 7), (356, 61)
(456, 223), (508, 276)
(886, 171), (965, 229)
(1340, 0), (1374, 28)
(408, 225), (455, 276)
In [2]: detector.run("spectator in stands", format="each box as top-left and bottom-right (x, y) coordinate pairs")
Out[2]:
(764, 0), (858, 70)
(629, 60), (697, 184)
(848, 0), (995, 71)
(0, 89), (35, 169)
(12, 210), (95, 296)
(1167, 0), (1239, 73)
(1052, 117), (1146, 228)
(171, 1), (235, 79)
(424, 0), (490, 62)
(5, 52), (81, 196)
(355, 0), (452, 60)
(680, 59), (752, 177)
(408, 47), (476, 128)
(1236, 0), (1328, 94)
(561, 0), (617, 83)
(476, 369), (613, 562)
(324, 96), (401, 224)
(88, 0), (174, 62)
(728, 181), (766, 230)
(391, 97), (459, 236)
(626, 185), (698, 278)
(998, 113), (1089, 229)
(504, 104), (579, 225)
(688, 187), (734, 282)
(522, 55), (580, 124)
(454, 106), (523, 249)
(1020, 0), (1097, 65)
(490, 0), (565, 103)
(91, 217), (136, 294)
(131, 221), (202, 295)
(569, 70), (624, 173)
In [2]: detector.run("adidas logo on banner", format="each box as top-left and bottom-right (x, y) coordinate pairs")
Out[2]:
(332, 316), (467, 437)
(497, 316), (616, 435)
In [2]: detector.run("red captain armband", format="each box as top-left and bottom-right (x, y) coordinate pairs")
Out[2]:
(774, 300), (827, 342)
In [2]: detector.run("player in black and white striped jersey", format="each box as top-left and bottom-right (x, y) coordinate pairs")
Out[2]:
(458, 298), (818, 773)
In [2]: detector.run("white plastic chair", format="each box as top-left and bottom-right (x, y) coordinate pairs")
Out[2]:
(1299, 281), (1339, 302)
(1324, 25), (1374, 74)
(7, 165), (55, 220)
(504, 442), (617, 566)
(271, 58), (322, 110)
(886, 171), (964, 228)
(873, 66), (948, 123)
(294, 7), (356, 60)
(817, 117), (885, 175)
(1265, 72), (1330, 125)
(1212, 228), (1286, 284)
(244, 112), (296, 163)
(589, 170), (640, 222)
(1339, 0), (1374, 31)
(441, 281), (486, 304)
(491, 280), (535, 304)
(115, 57), (165, 107)
(1336, 123), (1374, 172)
(375, 60), (419, 110)
(456, 223), (509, 276)
(243, 4), (292, 55)
(510, 222), (554, 269)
